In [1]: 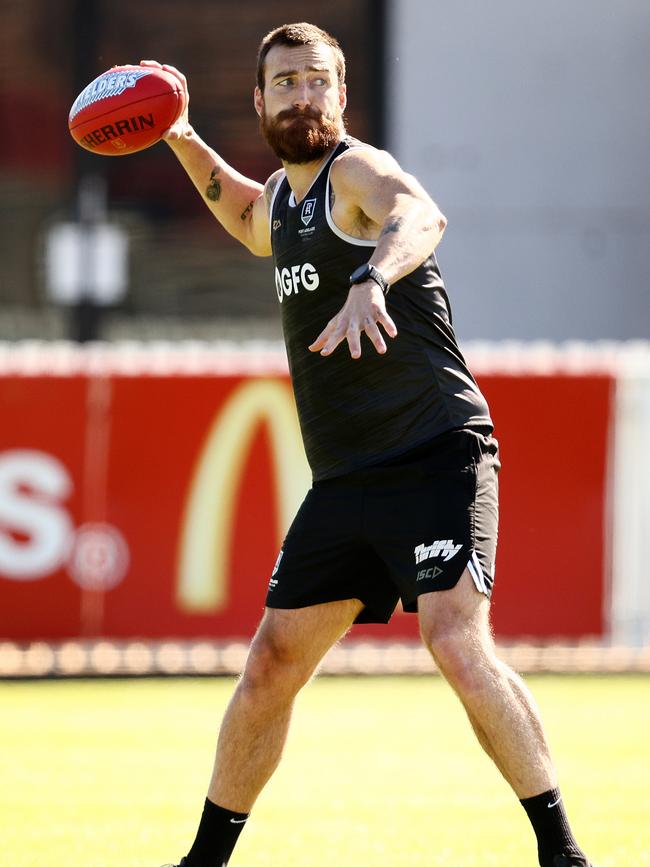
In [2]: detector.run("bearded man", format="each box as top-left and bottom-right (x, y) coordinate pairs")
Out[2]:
(142, 21), (593, 867)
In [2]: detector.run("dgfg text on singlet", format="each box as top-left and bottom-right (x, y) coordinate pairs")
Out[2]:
(275, 263), (320, 302)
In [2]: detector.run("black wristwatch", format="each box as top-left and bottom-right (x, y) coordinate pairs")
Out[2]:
(349, 263), (390, 295)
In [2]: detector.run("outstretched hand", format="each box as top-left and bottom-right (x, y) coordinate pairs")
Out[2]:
(139, 60), (190, 140)
(308, 283), (398, 359)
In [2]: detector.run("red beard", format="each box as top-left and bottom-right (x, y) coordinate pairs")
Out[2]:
(260, 106), (342, 164)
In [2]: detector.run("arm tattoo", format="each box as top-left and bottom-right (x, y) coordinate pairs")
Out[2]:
(380, 217), (404, 237)
(205, 166), (221, 202)
(240, 201), (254, 221)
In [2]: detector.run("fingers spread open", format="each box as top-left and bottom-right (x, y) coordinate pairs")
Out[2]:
(363, 318), (387, 354)
(346, 323), (362, 359)
(308, 323), (332, 353)
(309, 291), (398, 359)
(378, 310), (398, 339)
(320, 323), (349, 357)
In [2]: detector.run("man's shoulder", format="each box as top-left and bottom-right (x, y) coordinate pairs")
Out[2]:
(331, 140), (401, 187)
(264, 168), (287, 212)
(266, 167), (286, 188)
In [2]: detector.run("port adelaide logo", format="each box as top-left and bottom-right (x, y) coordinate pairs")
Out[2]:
(298, 198), (317, 237)
(301, 198), (317, 226)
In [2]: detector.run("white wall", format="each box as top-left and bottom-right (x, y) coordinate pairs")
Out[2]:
(387, 0), (650, 341)
(610, 357), (650, 645)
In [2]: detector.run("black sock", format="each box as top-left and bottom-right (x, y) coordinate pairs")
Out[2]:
(184, 798), (249, 867)
(520, 788), (587, 866)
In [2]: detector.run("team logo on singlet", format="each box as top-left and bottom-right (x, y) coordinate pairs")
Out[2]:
(300, 198), (317, 226)
(275, 263), (320, 302)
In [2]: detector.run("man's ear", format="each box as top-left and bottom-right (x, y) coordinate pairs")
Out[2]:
(339, 84), (347, 112)
(254, 86), (264, 118)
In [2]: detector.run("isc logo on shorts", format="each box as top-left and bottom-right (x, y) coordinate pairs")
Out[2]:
(275, 263), (320, 302)
(417, 566), (443, 581)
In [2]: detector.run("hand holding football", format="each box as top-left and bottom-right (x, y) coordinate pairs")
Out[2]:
(138, 61), (190, 142)
(68, 63), (187, 156)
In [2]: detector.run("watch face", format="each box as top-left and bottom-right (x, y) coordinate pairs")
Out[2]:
(350, 264), (371, 284)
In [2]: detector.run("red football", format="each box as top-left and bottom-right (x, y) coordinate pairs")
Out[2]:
(68, 64), (186, 156)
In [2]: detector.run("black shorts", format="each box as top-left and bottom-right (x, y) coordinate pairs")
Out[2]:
(266, 429), (500, 624)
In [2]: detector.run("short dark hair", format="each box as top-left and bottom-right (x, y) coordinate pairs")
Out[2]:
(256, 22), (346, 91)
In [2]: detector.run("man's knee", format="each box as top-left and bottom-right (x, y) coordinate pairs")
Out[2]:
(418, 572), (497, 689)
(241, 620), (315, 697)
(420, 614), (495, 696)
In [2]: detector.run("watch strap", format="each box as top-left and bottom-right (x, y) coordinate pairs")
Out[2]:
(350, 263), (390, 294)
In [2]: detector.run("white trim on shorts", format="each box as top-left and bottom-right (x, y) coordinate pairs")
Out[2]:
(467, 550), (489, 596)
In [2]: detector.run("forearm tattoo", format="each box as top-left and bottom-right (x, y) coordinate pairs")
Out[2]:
(206, 166), (221, 202)
(240, 201), (254, 221)
(380, 217), (404, 236)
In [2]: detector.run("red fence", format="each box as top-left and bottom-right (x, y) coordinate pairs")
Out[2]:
(0, 354), (613, 642)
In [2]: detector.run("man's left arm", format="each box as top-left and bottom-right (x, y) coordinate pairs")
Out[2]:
(308, 148), (447, 359)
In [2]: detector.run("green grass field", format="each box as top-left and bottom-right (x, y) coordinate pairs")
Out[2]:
(2, 674), (648, 866)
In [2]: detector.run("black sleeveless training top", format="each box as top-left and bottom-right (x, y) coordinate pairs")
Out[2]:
(270, 136), (493, 481)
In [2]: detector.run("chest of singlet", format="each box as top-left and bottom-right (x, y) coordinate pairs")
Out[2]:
(270, 137), (492, 481)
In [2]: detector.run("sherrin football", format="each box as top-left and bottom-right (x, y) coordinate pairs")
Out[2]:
(68, 64), (185, 156)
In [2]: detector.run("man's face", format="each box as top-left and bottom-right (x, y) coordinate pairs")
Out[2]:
(255, 42), (347, 164)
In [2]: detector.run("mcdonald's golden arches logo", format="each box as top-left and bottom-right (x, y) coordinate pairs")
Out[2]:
(176, 379), (311, 612)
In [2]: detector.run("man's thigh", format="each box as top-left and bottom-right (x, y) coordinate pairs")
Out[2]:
(248, 599), (364, 673)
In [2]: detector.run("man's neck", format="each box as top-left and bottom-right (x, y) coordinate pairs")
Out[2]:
(282, 141), (341, 203)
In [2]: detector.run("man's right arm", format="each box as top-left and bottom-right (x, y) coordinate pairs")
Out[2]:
(141, 60), (272, 257)
(167, 129), (273, 256)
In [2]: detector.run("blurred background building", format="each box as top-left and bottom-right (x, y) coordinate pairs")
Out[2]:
(1, 0), (383, 341)
(1, 0), (647, 343)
